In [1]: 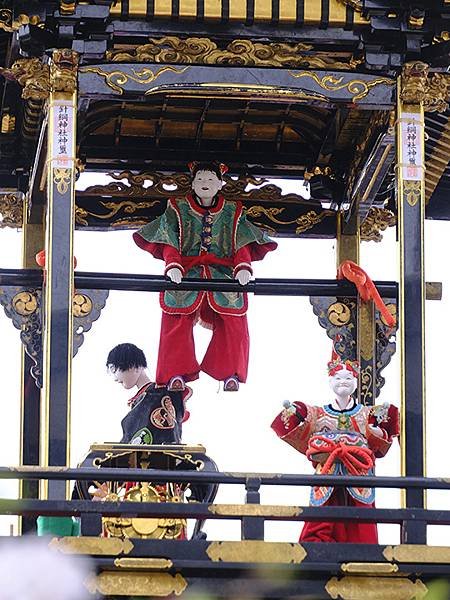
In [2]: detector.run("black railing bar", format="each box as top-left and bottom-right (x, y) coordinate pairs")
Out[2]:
(1, 467), (449, 490)
(0, 268), (398, 298)
(0, 499), (449, 525)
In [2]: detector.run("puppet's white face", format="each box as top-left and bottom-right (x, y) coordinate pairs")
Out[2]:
(328, 367), (357, 397)
(191, 170), (222, 202)
(109, 367), (143, 390)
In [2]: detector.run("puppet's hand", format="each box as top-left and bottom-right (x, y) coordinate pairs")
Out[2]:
(167, 267), (183, 284)
(368, 424), (383, 437)
(235, 269), (251, 286)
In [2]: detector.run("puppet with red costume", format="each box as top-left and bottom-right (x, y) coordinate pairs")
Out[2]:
(133, 161), (277, 392)
(271, 344), (399, 543)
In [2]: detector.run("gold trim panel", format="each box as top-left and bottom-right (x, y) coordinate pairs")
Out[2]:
(87, 572), (187, 597)
(341, 562), (399, 574)
(49, 536), (134, 555)
(110, 0), (369, 25)
(326, 576), (427, 600)
(114, 558), (173, 570)
(208, 504), (302, 517)
(206, 541), (307, 563)
(383, 545), (450, 564)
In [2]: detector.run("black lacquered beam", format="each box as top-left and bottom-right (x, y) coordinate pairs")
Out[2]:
(0, 498), (449, 525)
(1, 467), (449, 490)
(0, 269), (399, 298)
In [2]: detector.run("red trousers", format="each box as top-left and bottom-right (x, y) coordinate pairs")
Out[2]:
(156, 300), (249, 385)
(299, 490), (378, 543)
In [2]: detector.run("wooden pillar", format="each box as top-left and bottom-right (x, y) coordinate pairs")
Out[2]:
(19, 196), (45, 532)
(396, 62), (427, 544)
(42, 49), (78, 500)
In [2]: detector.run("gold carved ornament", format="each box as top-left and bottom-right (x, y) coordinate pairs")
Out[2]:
(73, 294), (92, 317)
(327, 302), (352, 326)
(383, 544), (450, 564)
(208, 504), (302, 517)
(288, 72), (394, 102)
(49, 536), (134, 556)
(0, 59), (50, 101)
(360, 207), (396, 242)
(401, 61), (450, 112)
(0, 10), (41, 33)
(107, 36), (363, 71)
(102, 482), (186, 540)
(79, 65), (188, 95)
(0, 193), (24, 228)
(50, 49), (79, 94)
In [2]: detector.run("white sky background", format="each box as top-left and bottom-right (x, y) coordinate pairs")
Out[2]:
(0, 179), (448, 544)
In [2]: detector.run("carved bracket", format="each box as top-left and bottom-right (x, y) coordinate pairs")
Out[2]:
(0, 192), (25, 228)
(0, 286), (109, 388)
(310, 295), (397, 402)
(401, 61), (450, 113)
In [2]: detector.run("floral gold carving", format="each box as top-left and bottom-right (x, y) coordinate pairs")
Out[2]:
(50, 49), (79, 94)
(0, 193), (24, 228)
(80, 65), (188, 95)
(0, 59), (50, 101)
(107, 36), (362, 70)
(325, 576), (427, 600)
(207, 541), (306, 563)
(360, 208), (396, 242)
(403, 180), (422, 207)
(86, 572), (187, 596)
(327, 302), (352, 326)
(246, 206), (329, 234)
(53, 168), (72, 195)
(12, 292), (38, 316)
(288, 72), (394, 102)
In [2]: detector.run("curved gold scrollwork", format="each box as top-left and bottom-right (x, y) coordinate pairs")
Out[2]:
(80, 65), (189, 95)
(246, 206), (330, 235)
(288, 71), (394, 102)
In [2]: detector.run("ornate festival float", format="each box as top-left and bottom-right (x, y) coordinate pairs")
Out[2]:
(0, 0), (449, 597)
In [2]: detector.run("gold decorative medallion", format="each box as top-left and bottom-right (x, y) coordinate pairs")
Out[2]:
(206, 541), (306, 564)
(86, 572), (187, 596)
(49, 536), (134, 555)
(327, 302), (352, 326)
(325, 576), (427, 600)
(12, 291), (38, 316)
(73, 294), (93, 317)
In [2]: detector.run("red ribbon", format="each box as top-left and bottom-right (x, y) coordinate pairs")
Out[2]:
(337, 260), (396, 328)
(306, 435), (375, 475)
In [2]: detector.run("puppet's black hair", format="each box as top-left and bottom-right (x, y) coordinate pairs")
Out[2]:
(106, 343), (147, 372)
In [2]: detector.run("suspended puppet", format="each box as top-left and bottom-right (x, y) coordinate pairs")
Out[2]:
(271, 344), (399, 543)
(133, 162), (277, 392)
(106, 343), (190, 445)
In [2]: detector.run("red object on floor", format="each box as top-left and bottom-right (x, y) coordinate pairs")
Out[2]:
(299, 490), (378, 543)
